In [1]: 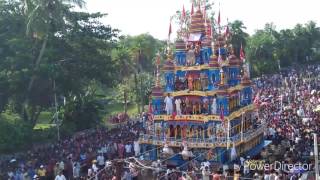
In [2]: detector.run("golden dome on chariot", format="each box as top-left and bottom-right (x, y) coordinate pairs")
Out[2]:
(175, 39), (186, 51)
(189, 9), (206, 34)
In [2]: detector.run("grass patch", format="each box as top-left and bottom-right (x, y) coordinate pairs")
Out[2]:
(33, 111), (54, 130)
(0, 111), (20, 123)
(103, 103), (139, 128)
(104, 103), (138, 117)
(33, 123), (56, 130)
(38, 111), (53, 124)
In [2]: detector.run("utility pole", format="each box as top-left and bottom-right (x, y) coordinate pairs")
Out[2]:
(277, 59), (281, 72)
(138, 47), (144, 113)
(53, 79), (60, 141)
(314, 133), (319, 180)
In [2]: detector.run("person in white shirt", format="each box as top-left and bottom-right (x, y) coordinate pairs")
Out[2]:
(201, 166), (210, 180)
(92, 161), (98, 172)
(175, 98), (182, 115)
(133, 141), (140, 157)
(88, 168), (93, 177)
(58, 160), (65, 173)
(8, 171), (14, 179)
(274, 171), (280, 180)
(211, 96), (217, 114)
(101, 144), (107, 154)
(113, 142), (118, 152)
(164, 94), (173, 115)
(269, 127), (276, 139)
(269, 171), (276, 180)
(55, 171), (66, 180)
(264, 171), (270, 180)
(97, 154), (105, 169)
(243, 162), (250, 175)
(164, 169), (172, 179)
(73, 162), (80, 179)
(240, 157), (245, 167)
(125, 143), (132, 157)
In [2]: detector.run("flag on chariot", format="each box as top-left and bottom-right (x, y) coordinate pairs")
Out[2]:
(182, 5), (186, 19)
(191, 3), (194, 15)
(240, 44), (245, 62)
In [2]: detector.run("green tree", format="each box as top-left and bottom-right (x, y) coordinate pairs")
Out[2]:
(62, 88), (104, 132)
(0, 1), (118, 129)
(245, 22), (320, 75)
(246, 23), (279, 76)
(20, 0), (85, 125)
(0, 113), (33, 152)
(291, 22), (320, 64)
(114, 34), (164, 113)
(49, 11), (119, 130)
(228, 20), (249, 56)
(276, 29), (295, 67)
(0, 1), (28, 112)
(121, 34), (164, 72)
(111, 43), (136, 113)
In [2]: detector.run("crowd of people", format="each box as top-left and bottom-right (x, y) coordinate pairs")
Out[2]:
(154, 65), (320, 180)
(126, 65), (320, 180)
(1, 65), (320, 180)
(0, 120), (145, 180)
(253, 65), (320, 179)
(147, 65), (320, 180)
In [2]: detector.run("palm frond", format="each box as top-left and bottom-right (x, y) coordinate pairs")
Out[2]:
(65, 0), (86, 8)
(26, 4), (40, 35)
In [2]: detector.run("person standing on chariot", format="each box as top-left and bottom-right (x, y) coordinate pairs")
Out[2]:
(164, 94), (173, 115)
(175, 98), (182, 115)
(195, 42), (202, 65)
(187, 75), (193, 91)
(186, 44), (195, 66)
(211, 95), (217, 115)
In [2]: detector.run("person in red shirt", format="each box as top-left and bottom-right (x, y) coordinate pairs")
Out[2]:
(118, 142), (125, 159)
(46, 159), (55, 180)
(212, 170), (223, 180)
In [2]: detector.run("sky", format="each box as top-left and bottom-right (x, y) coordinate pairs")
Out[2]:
(81, 0), (320, 40)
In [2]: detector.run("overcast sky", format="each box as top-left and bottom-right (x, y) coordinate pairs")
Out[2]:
(81, 0), (319, 40)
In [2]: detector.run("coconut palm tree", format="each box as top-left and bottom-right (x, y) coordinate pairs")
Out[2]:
(228, 20), (249, 57)
(22, 0), (85, 123)
(23, 0), (85, 91)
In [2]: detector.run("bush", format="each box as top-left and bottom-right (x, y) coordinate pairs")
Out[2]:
(0, 115), (32, 153)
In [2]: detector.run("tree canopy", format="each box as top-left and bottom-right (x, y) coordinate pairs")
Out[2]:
(246, 21), (320, 76)
(0, 0), (121, 151)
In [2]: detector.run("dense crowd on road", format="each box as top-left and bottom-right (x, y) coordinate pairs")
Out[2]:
(0, 121), (145, 180)
(252, 65), (320, 179)
(1, 65), (320, 180)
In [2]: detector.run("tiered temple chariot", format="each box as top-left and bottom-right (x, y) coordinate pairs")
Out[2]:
(139, 2), (265, 166)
